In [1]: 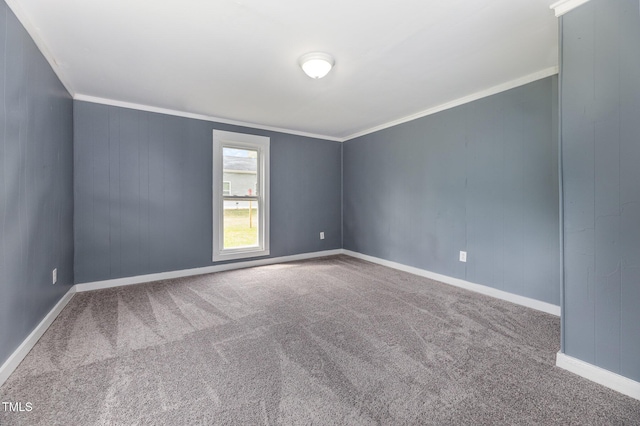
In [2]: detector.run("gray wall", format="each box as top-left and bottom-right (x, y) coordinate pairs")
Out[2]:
(344, 77), (560, 305)
(73, 101), (342, 283)
(561, 0), (640, 381)
(0, 3), (74, 366)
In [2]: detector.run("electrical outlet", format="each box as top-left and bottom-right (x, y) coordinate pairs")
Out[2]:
(459, 251), (467, 262)
(52, 268), (57, 284)
(320, 232), (325, 240)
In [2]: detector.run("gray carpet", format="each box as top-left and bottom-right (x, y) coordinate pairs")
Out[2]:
(1, 255), (638, 425)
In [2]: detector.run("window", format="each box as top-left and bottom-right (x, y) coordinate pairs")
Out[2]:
(212, 130), (269, 261)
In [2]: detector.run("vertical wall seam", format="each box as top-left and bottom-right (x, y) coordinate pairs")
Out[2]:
(558, 16), (566, 353)
(464, 108), (469, 282)
(341, 142), (344, 249)
(617, 4), (622, 371)
(118, 109), (122, 275)
(146, 114), (150, 271)
(591, 5), (596, 361)
(2, 7), (8, 274)
(107, 106), (111, 277)
(70, 96), (75, 285)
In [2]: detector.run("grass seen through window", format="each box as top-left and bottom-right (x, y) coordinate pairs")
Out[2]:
(223, 208), (259, 249)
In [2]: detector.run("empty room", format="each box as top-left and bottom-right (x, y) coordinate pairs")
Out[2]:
(1, 0), (639, 424)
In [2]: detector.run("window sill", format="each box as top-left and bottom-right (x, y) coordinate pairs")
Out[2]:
(212, 248), (270, 262)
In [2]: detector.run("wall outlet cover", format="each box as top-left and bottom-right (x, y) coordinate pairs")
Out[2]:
(52, 268), (57, 284)
(459, 251), (467, 262)
(320, 232), (325, 240)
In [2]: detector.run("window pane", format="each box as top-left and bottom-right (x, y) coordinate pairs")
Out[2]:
(223, 202), (259, 249)
(213, 129), (269, 261)
(223, 147), (257, 196)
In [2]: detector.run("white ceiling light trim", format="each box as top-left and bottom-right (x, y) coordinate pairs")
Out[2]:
(299, 52), (335, 79)
(550, 0), (591, 17)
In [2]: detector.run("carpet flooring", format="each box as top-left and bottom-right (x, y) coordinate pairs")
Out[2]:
(1, 255), (639, 425)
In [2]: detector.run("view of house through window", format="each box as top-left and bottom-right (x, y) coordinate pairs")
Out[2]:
(212, 129), (269, 261)
(223, 147), (259, 249)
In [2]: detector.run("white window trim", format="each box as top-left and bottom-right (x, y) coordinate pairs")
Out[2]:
(212, 130), (270, 261)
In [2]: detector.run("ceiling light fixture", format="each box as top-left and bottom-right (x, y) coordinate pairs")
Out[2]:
(299, 52), (334, 79)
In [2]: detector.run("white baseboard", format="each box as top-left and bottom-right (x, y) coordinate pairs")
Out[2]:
(9, 249), (609, 398)
(342, 250), (561, 316)
(77, 249), (560, 317)
(0, 286), (76, 388)
(1, 250), (342, 387)
(556, 352), (640, 401)
(75, 249), (344, 292)
(1, 248), (561, 389)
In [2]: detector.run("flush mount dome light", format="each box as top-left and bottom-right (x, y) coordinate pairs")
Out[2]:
(299, 52), (334, 79)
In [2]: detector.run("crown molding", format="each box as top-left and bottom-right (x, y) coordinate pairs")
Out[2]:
(4, 0), (560, 143)
(550, 0), (592, 17)
(342, 66), (559, 141)
(73, 95), (343, 142)
(4, 0), (76, 96)
(77, 66), (559, 144)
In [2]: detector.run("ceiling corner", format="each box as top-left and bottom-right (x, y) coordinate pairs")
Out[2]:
(550, 0), (592, 17)
(4, 0), (76, 97)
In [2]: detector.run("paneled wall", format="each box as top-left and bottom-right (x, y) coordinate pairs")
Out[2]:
(561, 0), (640, 381)
(73, 101), (342, 283)
(343, 77), (560, 305)
(0, 3), (74, 366)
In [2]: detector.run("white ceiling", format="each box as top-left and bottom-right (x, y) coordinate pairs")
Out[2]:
(9, 0), (559, 141)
